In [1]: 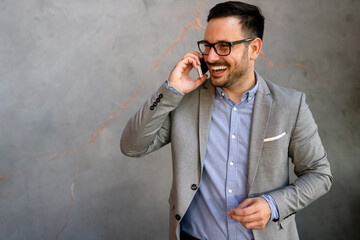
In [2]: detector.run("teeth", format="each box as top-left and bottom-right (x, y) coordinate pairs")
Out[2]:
(212, 66), (227, 71)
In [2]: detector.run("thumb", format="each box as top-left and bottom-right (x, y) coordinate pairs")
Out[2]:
(236, 198), (255, 209)
(193, 74), (208, 87)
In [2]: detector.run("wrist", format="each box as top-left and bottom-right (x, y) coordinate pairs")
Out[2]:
(166, 80), (185, 95)
(261, 194), (279, 222)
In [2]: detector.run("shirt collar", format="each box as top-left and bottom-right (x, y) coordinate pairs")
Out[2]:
(215, 72), (259, 104)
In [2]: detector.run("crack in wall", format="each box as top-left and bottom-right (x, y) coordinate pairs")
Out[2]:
(54, 0), (205, 239)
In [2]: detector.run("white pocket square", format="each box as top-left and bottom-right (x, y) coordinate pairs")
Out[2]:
(264, 132), (286, 142)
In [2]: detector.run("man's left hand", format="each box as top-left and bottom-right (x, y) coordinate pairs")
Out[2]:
(227, 197), (271, 230)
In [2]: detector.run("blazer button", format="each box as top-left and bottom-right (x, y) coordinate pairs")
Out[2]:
(191, 184), (198, 191)
(175, 214), (181, 221)
(153, 102), (157, 107)
(150, 106), (154, 110)
(156, 97), (160, 103)
(159, 94), (163, 98)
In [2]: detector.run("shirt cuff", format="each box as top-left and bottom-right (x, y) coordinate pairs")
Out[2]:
(261, 194), (279, 221)
(165, 80), (185, 95)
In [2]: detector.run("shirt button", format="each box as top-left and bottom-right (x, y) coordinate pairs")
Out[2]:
(230, 162), (234, 166)
(233, 107), (237, 111)
(175, 214), (181, 221)
(221, 92), (225, 97)
(228, 189), (233, 193)
(232, 135), (236, 139)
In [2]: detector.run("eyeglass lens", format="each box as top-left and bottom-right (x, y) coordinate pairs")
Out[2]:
(199, 42), (230, 56)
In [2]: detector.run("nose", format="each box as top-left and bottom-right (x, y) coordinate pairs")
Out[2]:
(205, 46), (220, 63)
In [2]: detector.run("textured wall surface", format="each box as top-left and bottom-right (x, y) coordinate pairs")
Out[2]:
(1, 0), (359, 239)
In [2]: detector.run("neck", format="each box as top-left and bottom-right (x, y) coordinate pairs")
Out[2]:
(222, 71), (256, 104)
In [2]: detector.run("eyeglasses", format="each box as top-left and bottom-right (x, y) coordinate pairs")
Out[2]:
(197, 38), (255, 56)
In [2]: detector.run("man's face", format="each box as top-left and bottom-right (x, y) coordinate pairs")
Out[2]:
(203, 16), (252, 89)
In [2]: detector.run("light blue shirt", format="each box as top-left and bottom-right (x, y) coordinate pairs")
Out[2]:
(166, 73), (278, 239)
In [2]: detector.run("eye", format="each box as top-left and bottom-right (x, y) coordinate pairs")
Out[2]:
(217, 43), (229, 50)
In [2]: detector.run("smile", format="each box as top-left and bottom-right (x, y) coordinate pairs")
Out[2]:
(210, 65), (228, 77)
(211, 66), (227, 71)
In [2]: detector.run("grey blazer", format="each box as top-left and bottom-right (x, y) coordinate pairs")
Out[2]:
(120, 73), (333, 240)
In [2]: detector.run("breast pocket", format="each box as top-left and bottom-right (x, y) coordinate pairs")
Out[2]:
(263, 132), (288, 149)
(262, 132), (289, 167)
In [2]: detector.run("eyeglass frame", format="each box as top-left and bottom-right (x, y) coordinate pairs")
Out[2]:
(197, 38), (255, 56)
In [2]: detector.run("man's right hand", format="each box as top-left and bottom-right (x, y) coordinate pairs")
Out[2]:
(168, 52), (208, 94)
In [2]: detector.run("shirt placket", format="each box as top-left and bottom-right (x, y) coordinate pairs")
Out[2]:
(226, 102), (241, 240)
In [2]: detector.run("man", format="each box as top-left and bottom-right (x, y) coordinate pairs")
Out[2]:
(120, 1), (333, 239)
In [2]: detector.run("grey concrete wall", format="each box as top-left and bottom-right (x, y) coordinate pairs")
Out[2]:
(1, 0), (359, 239)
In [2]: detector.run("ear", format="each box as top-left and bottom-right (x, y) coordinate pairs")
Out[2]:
(249, 38), (262, 60)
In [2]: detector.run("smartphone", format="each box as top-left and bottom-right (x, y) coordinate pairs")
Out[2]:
(197, 58), (209, 78)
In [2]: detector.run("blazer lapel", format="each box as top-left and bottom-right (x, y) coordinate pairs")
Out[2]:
(198, 81), (215, 177)
(247, 76), (273, 194)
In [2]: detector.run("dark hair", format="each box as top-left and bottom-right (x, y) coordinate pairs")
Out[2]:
(207, 1), (265, 40)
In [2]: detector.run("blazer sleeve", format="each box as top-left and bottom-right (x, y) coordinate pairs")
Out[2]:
(120, 82), (184, 157)
(268, 93), (333, 222)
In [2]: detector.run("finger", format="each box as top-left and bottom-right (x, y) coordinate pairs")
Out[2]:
(227, 209), (260, 221)
(183, 52), (202, 65)
(227, 212), (267, 230)
(181, 56), (200, 70)
(232, 198), (266, 216)
(183, 51), (203, 60)
(193, 74), (208, 86)
(227, 212), (241, 222)
(235, 214), (270, 228)
(230, 205), (258, 217)
(237, 198), (254, 209)
(176, 58), (198, 75)
(238, 212), (263, 223)
(242, 220), (266, 230)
